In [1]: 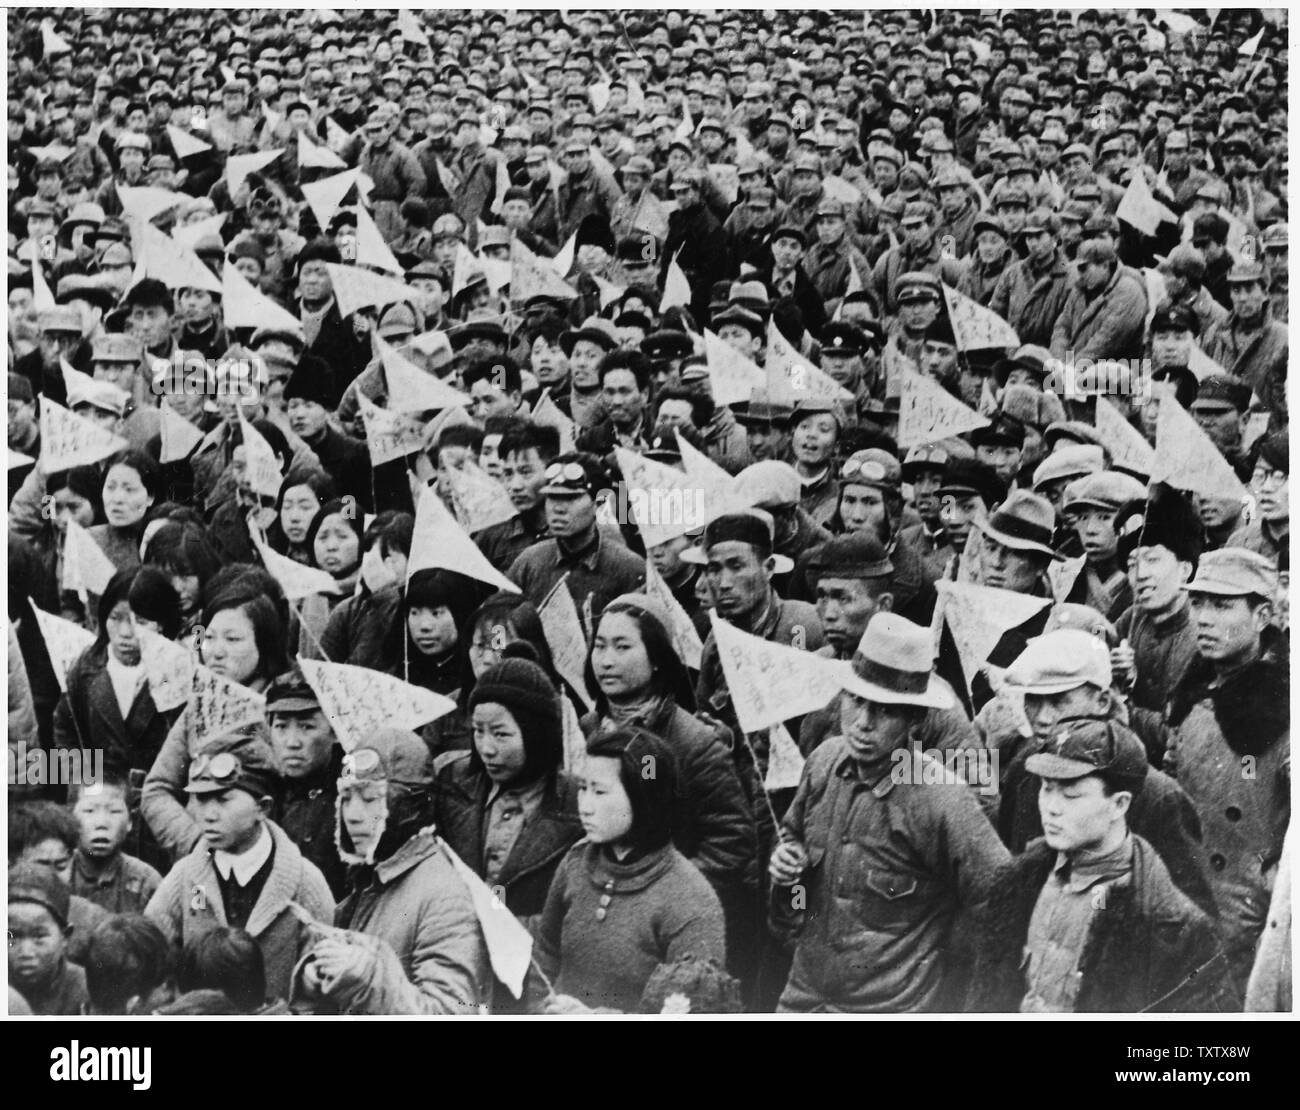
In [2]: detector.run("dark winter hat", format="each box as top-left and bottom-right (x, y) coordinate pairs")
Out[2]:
(282, 354), (336, 408)
(8, 863), (71, 928)
(1114, 488), (1203, 569)
(467, 656), (563, 782)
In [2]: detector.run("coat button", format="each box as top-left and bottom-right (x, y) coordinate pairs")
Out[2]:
(1210, 853), (1227, 871)
(1225, 806), (1242, 822)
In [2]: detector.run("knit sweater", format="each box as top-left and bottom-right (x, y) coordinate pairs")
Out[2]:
(531, 841), (726, 1014)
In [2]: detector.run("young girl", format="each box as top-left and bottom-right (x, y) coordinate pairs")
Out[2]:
(268, 467), (336, 564)
(530, 727), (726, 1014)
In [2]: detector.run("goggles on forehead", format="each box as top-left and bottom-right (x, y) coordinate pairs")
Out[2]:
(341, 747), (382, 779)
(545, 461), (586, 484)
(841, 458), (888, 483)
(191, 751), (240, 781)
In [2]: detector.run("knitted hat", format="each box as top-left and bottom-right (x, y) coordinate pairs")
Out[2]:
(467, 657), (563, 784)
(8, 863), (71, 928)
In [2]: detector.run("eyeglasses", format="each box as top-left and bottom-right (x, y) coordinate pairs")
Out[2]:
(545, 461), (586, 484)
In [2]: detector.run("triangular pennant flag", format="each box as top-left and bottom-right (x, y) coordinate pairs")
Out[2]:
(1150, 385), (1249, 501)
(675, 103), (694, 141)
(1116, 169), (1178, 236)
(1142, 266), (1168, 328)
(28, 241), (57, 312)
(301, 168), (361, 231)
(660, 253), (692, 312)
(591, 272), (625, 310)
(357, 394), (426, 466)
(615, 446), (707, 548)
(509, 238), (578, 304)
(530, 390), (576, 452)
(396, 9), (431, 47)
(297, 126), (346, 171)
(708, 610), (848, 733)
(166, 124), (212, 160)
(407, 486), (521, 594)
(39, 397), (128, 472)
(1187, 343), (1227, 383)
(897, 368), (990, 448)
(1048, 554), (1087, 604)
(1095, 397), (1156, 475)
(325, 263), (412, 318)
(159, 399), (204, 464)
(822, 174), (862, 207)
(704, 328), (767, 407)
(537, 576), (595, 712)
(171, 211), (227, 249)
(188, 663), (268, 754)
(941, 283), (1019, 351)
(434, 158), (462, 197)
(30, 604), (96, 692)
(137, 626), (195, 712)
(138, 221), (223, 293)
(764, 723), (806, 791)
(324, 115), (353, 154)
(936, 580), (1052, 684)
(1238, 27), (1264, 57)
(377, 337), (471, 412)
(590, 79), (612, 113)
(225, 149), (283, 196)
(355, 206), (404, 275)
(238, 412), (284, 500)
(9, 448), (35, 470)
(626, 75), (645, 112)
(440, 839), (533, 999)
(252, 532), (342, 600)
(452, 242), (481, 298)
(643, 558), (704, 670)
(40, 19), (73, 56)
(62, 519), (118, 596)
(733, 127), (755, 162)
(298, 656), (455, 750)
(261, 103), (284, 135)
(1159, 11), (1200, 34)
(222, 262), (303, 333)
(489, 155), (513, 217)
(675, 431), (754, 524)
(443, 459), (518, 534)
(551, 233), (577, 279)
(630, 188), (671, 242)
(27, 144), (75, 165)
(560, 693), (587, 773)
(765, 319), (855, 405)
(116, 184), (186, 225)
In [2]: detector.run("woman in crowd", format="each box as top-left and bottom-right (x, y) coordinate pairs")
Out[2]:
(319, 511), (412, 666)
(90, 450), (160, 574)
(142, 521), (223, 644)
(296, 728), (491, 1014)
(294, 497), (366, 656)
(789, 401), (842, 528)
(266, 466), (335, 564)
(140, 582), (290, 862)
(530, 726), (727, 1013)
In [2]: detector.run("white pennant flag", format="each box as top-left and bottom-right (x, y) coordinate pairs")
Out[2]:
(171, 212), (227, 250)
(560, 694), (587, 774)
(116, 185), (186, 225)
(166, 125), (212, 161)
(675, 103), (694, 142)
(324, 116), (353, 155)
(704, 328), (766, 407)
(297, 127), (347, 171)
(28, 243), (57, 312)
(9, 448), (35, 470)
(451, 242), (483, 298)
(937, 580), (1052, 684)
(1150, 384), (1249, 501)
(355, 206), (405, 275)
(676, 431), (753, 524)
(188, 664), (268, 754)
(626, 74), (646, 112)
(40, 398), (128, 473)
(62, 359), (129, 417)
(660, 253), (692, 312)
(41, 19), (72, 55)
(326, 263), (412, 318)
(733, 128), (755, 162)
(222, 262), (303, 334)
(1117, 169), (1178, 236)
(252, 533), (342, 600)
(137, 626), (195, 712)
(439, 839), (533, 999)
(591, 272), (625, 310)
(551, 233), (577, 279)
(137, 222), (223, 294)
(615, 446), (707, 549)
(301, 168), (361, 230)
(30, 605), (96, 692)
(298, 656), (456, 751)
(357, 394), (426, 466)
(408, 487), (521, 594)
(897, 368), (989, 448)
(1095, 396), (1156, 475)
(1238, 27), (1264, 57)
(238, 413), (284, 501)
(942, 283), (1019, 351)
(443, 459), (518, 534)
(1187, 343), (1228, 382)
(537, 576), (596, 712)
(630, 188), (671, 242)
(643, 558), (704, 670)
(396, 9), (430, 46)
(377, 338), (471, 412)
(709, 610), (848, 734)
(765, 319), (855, 405)
(159, 399), (204, 464)
(531, 390), (576, 453)
(1048, 554), (1087, 604)
(764, 723), (806, 791)
(225, 149), (284, 196)
(509, 238), (578, 303)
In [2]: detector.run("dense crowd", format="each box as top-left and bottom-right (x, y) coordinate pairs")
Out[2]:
(5, 8), (1291, 1016)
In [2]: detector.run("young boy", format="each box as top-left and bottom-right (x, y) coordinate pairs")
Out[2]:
(83, 914), (175, 1015)
(145, 731), (334, 1003)
(69, 776), (163, 915)
(8, 864), (88, 1015)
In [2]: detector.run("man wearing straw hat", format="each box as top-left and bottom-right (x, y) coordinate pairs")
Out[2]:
(769, 613), (1009, 1012)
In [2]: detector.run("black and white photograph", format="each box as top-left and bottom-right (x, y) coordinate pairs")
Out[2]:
(2, 3), (1292, 1050)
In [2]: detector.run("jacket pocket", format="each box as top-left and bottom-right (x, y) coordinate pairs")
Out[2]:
(857, 869), (930, 932)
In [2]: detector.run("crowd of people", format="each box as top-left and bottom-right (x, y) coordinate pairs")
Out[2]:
(6, 7), (1292, 1016)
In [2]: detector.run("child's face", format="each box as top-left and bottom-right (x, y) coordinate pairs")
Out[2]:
(8, 902), (67, 988)
(74, 787), (132, 859)
(21, 837), (73, 884)
(193, 789), (264, 853)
